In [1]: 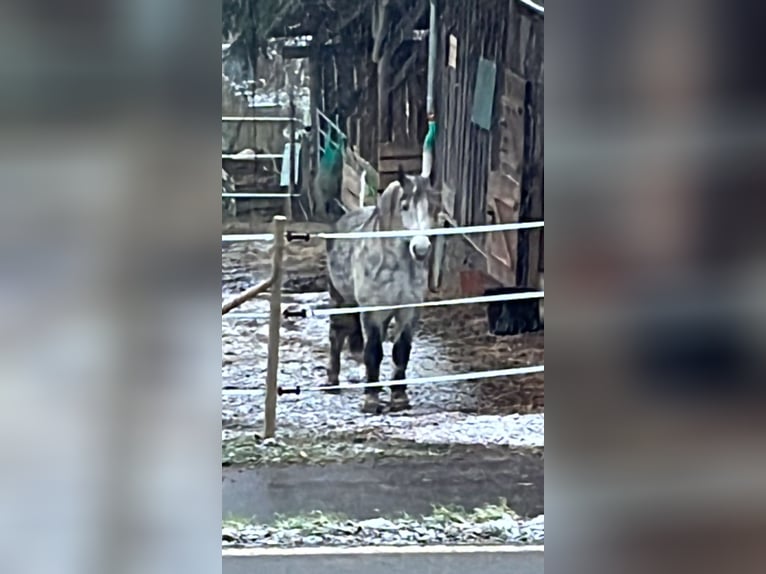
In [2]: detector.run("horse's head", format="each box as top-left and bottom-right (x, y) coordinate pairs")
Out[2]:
(377, 166), (433, 262)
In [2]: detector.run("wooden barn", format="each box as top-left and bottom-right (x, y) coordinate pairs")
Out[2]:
(274, 0), (434, 194)
(433, 0), (544, 291)
(228, 0), (544, 291)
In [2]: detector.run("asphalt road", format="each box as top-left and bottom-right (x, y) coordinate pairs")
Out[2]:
(223, 546), (544, 574)
(222, 448), (543, 522)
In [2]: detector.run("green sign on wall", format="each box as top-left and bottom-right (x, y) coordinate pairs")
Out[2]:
(471, 57), (497, 130)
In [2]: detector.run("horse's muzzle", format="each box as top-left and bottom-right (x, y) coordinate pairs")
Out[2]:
(409, 235), (431, 262)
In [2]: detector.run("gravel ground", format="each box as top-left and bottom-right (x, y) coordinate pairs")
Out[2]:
(222, 228), (544, 449)
(222, 503), (544, 548)
(222, 407), (545, 449)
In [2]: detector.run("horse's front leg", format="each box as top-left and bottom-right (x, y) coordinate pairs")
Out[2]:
(324, 314), (346, 393)
(348, 313), (364, 359)
(390, 310), (416, 412)
(360, 312), (384, 414)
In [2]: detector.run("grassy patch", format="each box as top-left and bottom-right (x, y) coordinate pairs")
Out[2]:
(222, 499), (544, 547)
(224, 500), (519, 529)
(222, 432), (458, 467)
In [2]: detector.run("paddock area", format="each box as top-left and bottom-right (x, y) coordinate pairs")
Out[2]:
(222, 220), (544, 442)
(221, 218), (544, 549)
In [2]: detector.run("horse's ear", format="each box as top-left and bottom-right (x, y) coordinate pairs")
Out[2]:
(397, 164), (406, 186)
(377, 183), (400, 230)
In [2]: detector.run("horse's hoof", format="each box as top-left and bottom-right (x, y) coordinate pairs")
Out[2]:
(320, 381), (342, 394)
(361, 394), (382, 414)
(390, 391), (411, 412)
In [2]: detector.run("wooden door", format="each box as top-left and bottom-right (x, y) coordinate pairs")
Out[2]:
(486, 68), (527, 287)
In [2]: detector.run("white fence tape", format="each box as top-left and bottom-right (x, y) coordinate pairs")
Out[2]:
(221, 221), (544, 243)
(518, 0), (544, 14)
(222, 233), (274, 242)
(223, 291), (544, 320)
(222, 193), (300, 199)
(222, 116), (301, 123)
(222, 153), (283, 160)
(318, 221), (544, 240)
(221, 365), (544, 396)
(220, 218), (545, 402)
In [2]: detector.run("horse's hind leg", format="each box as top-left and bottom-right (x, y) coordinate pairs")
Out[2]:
(324, 280), (348, 393)
(360, 312), (384, 414)
(390, 311), (416, 411)
(323, 315), (346, 393)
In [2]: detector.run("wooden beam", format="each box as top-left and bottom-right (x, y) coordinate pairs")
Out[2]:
(264, 0), (305, 40)
(333, 1), (371, 34)
(284, 36), (424, 60)
(384, 0), (428, 62)
(222, 277), (273, 315)
(379, 142), (424, 158)
(378, 157), (422, 174)
(282, 44), (313, 60)
(372, 0), (393, 63)
(268, 27), (315, 39)
(377, 52), (392, 142)
(308, 37), (323, 177)
(388, 49), (419, 93)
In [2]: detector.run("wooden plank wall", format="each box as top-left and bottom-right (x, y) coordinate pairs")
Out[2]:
(435, 0), (510, 229)
(388, 39), (428, 147)
(435, 0), (543, 289)
(304, 0), (429, 188)
(377, 33), (429, 189)
(312, 31), (379, 166)
(507, 1), (544, 288)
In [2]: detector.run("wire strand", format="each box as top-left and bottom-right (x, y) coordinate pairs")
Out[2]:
(316, 221), (544, 240)
(223, 291), (545, 320)
(220, 221), (544, 243)
(222, 193), (301, 199)
(221, 365), (545, 396)
(518, 0), (544, 14)
(222, 233), (273, 243)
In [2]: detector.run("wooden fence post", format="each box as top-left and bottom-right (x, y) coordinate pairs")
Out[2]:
(263, 215), (286, 438)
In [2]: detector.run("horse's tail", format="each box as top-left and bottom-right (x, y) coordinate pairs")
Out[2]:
(359, 170), (367, 208)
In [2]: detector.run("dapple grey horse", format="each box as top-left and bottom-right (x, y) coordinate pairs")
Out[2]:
(325, 169), (434, 413)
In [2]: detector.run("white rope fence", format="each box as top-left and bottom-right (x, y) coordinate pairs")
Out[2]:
(222, 365), (545, 396)
(222, 153), (284, 160)
(221, 233), (274, 242)
(221, 221), (544, 243)
(518, 0), (544, 14)
(224, 290), (544, 320)
(317, 221), (544, 240)
(222, 193), (301, 199)
(221, 216), (545, 432)
(222, 116), (301, 123)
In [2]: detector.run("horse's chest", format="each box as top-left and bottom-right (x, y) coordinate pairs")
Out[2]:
(352, 243), (427, 305)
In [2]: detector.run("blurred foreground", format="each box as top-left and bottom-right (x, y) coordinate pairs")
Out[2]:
(1, 0), (766, 573)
